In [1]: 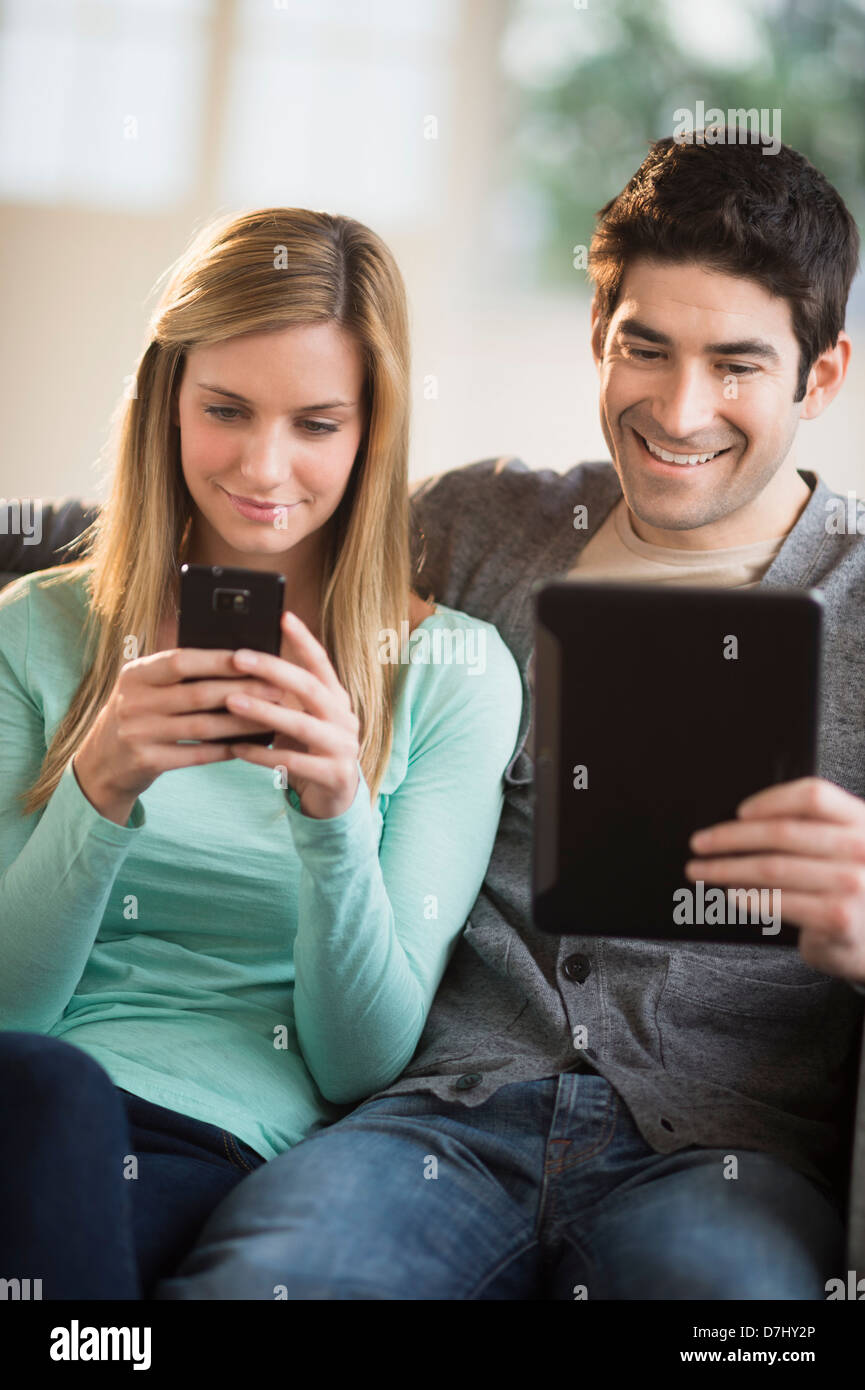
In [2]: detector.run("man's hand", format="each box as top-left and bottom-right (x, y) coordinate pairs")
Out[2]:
(684, 777), (865, 985)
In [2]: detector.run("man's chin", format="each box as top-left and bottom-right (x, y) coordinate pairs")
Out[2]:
(612, 461), (727, 533)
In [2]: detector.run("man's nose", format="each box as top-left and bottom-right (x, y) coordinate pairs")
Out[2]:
(647, 363), (719, 445)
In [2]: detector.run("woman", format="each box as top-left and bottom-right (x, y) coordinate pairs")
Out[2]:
(0, 207), (523, 1298)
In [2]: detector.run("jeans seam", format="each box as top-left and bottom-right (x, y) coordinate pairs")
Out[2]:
(537, 1081), (619, 1237)
(232, 1132), (255, 1171)
(556, 1085), (620, 1173)
(550, 1227), (601, 1300)
(221, 1129), (254, 1172)
(465, 1235), (540, 1300)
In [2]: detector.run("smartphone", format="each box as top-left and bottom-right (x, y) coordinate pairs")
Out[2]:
(177, 562), (286, 746)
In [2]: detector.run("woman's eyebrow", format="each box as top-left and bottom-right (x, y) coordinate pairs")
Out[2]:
(196, 381), (356, 409)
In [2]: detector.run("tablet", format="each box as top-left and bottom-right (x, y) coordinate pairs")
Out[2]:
(531, 581), (823, 945)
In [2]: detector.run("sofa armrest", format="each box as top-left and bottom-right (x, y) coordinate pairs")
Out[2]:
(846, 1015), (865, 1276)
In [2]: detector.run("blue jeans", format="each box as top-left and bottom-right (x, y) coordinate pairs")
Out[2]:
(156, 1071), (846, 1300)
(0, 1032), (265, 1299)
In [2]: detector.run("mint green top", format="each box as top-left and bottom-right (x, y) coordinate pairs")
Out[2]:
(0, 565), (522, 1159)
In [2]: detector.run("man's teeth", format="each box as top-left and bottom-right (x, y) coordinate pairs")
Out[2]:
(642, 434), (723, 466)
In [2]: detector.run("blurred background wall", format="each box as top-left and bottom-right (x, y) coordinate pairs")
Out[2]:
(1, 0), (863, 502)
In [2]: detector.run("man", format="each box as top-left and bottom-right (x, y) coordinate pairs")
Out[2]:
(161, 132), (863, 1297)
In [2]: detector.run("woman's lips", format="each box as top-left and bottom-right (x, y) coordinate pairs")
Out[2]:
(224, 489), (302, 522)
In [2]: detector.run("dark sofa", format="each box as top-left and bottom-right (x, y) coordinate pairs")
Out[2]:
(2, 495), (864, 1281)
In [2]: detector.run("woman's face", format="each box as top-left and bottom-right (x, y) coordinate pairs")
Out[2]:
(172, 321), (367, 569)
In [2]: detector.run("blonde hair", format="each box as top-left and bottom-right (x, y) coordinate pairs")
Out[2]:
(20, 207), (413, 816)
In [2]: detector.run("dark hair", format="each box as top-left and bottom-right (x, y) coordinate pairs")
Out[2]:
(588, 130), (860, 402)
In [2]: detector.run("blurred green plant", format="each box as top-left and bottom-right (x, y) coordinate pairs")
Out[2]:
(503, 0), (865, 285)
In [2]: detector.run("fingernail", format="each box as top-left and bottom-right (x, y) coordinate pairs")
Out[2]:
(235, 649), (257, 667)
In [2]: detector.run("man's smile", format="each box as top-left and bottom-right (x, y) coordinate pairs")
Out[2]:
(630, 426), (736, 469)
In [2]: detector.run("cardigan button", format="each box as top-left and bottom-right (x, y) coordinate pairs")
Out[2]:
(562, 953), (591, 983)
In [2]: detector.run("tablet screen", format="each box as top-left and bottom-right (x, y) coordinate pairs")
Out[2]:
(532, 582), (822, 944)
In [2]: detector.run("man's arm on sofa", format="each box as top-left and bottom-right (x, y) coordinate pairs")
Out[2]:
(408, 456), (529, 613)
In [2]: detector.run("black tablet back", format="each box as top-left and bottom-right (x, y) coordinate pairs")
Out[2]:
(532, 582), (822, 945)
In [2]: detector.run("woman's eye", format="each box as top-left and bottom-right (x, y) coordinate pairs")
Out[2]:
(202, 408), (339, 431)
(302, 420), (339, 434)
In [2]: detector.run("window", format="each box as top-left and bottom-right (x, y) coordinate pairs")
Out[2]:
(218, 0), (459, 227)
(0, 0), (460, 225)
(0, 0), (211, 210)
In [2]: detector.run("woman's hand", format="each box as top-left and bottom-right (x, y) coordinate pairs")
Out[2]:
(72, 648), (285, 826)
(226, 610), (361, 820)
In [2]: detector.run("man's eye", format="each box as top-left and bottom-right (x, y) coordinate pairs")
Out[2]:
(204, 405), (243, 422)
(624, 346), (662, 360)
(722, 363), (759, 376)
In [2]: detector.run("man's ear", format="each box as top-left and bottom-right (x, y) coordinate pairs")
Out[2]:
(590, 298), (605, 369)
(799, 331), (851, 421)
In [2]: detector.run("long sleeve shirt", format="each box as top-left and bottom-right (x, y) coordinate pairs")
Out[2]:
(0, 563), (523, 1159)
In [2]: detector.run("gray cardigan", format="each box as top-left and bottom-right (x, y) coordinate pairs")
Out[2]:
(396, 457), (865, 1277)
(2, 463), (864, 1277)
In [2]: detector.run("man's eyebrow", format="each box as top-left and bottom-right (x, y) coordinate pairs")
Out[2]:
(616, 317), (672, 345)
(703, 338), (781, 362)
(196, 382), (355, 409)
(615, 320), (781, 362)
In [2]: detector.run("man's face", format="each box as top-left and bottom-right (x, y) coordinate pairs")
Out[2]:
(592, 258), (805, 538)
